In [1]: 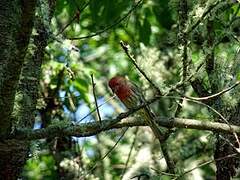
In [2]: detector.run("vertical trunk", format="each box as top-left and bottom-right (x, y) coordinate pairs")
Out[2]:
(0, 141), (29, 179)
(0, 1), (38, 178)
(0, 0), (37, 137)
(214, 104), (240, 180)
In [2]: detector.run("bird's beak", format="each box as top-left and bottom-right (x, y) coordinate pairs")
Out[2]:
(111, 88), (116, 94)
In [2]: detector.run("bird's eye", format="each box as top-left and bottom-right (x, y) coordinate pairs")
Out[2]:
(113, 84), (120, 93)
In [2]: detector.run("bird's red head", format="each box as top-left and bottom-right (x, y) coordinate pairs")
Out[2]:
(108, 76), (132, 101)
(108, 76), (126, 92)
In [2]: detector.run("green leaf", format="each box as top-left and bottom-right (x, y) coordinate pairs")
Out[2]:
(152, 0), (174, 30)
(139, 18), (151, 45)
(73, 78), (90, 104)
(237, 72), (240, 80)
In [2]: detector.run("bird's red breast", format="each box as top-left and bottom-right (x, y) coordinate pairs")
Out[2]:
(108, 76), (134, 101)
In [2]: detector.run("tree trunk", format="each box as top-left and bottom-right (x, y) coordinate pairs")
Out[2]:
(0, 0), (37, 178)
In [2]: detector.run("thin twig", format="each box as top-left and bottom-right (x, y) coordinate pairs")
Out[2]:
(168, 94), (240, 149)
(174, 153), (238, 179)
(187, 0), (222, 34)
(80, 128), (129, 178)
(76, 95), (116, 124)
(130, 173), (150, 179)
(182, 81), (240, 149)
(162, 95), (232, 128)
(120, 127), (139, 180)
(56, 1), (90, 36)
(219, 135), (239, 151)
(120, 40), (162, 95)
(165, 61), (205, 95)
(151, 167), (178, 177)
(183, 81), (240, 101)
(103, 128), (128, 160)
(160, 142), (176, 174)
(91, 74), (102, 124)
(68, 0), (143, 40)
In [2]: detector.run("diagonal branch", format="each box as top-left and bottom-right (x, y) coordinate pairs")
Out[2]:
(184, 81), (240, 101)
(68, 0), (143, 40)
(56, 1), (89, 36)
(120, 40), (162, 95)
(187, 0), (223, 34)
(91, 74), (102, 124)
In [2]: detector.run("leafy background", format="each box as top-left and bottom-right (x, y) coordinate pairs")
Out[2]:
(22, 0), (240, 179)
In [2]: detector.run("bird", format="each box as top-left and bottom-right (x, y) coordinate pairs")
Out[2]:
(108, 76), (175, 173)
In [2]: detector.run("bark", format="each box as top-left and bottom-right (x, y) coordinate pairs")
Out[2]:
(9, 117), (240, 141)
(0, 0), (37, 137)
(0, 1), (40, 178)
(0, 140), (29, 179)
(215, 104), (240, 180)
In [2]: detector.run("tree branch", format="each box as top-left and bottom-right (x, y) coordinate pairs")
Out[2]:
(187, 0), (223, 34)
(68, 0), (143, 40)
(120, 40), (162, 95)
(9, 117), (240, 141)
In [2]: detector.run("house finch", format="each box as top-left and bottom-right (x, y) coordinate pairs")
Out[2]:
(108, 76), (164, 141)
(108, 76), (175, 173)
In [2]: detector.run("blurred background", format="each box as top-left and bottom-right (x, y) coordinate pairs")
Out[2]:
(21, 0), (240, 179)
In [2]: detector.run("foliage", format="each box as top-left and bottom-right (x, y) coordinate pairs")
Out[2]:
(21, 0), (240, 179)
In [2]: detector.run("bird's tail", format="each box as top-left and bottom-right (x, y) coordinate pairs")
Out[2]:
(140, 108), (176, 174)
